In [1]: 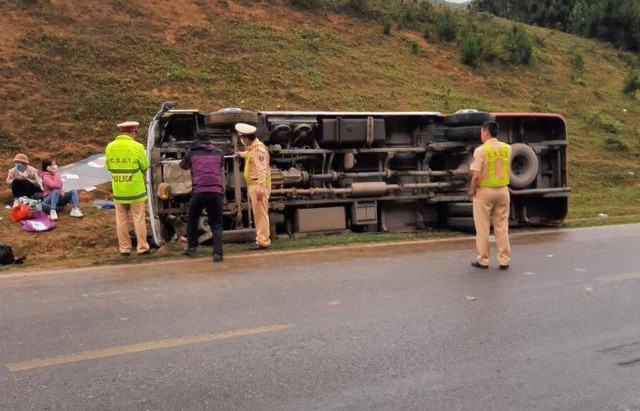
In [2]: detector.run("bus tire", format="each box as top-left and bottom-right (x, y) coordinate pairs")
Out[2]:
(509, 143), (539, 188)
(205, 108), (258, 127)
(444, 111), (492, 127)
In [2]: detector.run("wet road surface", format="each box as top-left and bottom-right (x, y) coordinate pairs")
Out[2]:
(1, 224), (640, 410)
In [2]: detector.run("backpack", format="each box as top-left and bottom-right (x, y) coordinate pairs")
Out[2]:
(0, 244), (25, 265)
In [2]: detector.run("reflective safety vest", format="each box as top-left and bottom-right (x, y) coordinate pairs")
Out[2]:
(105, 134), (149, 204)
(243, 141), (271, 186)
(479, 141), (510, 187)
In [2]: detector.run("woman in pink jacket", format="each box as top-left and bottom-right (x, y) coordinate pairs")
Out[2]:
(41, 159), (83, 221)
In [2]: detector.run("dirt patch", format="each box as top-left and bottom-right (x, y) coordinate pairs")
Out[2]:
(0, 188), (118, 266)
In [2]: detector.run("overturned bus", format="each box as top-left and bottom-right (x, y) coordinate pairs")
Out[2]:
(146, 105), (569, 245)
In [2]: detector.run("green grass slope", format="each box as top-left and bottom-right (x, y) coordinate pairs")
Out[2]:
(0, 0), (638, 219)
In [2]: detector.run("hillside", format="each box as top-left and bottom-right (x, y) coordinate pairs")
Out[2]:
(0, 0), (638, 266)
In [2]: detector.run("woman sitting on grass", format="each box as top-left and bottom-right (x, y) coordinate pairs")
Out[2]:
(40, 159), (83, 221)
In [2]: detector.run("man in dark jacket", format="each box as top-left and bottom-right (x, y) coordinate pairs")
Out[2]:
(180, 131), (225, 262)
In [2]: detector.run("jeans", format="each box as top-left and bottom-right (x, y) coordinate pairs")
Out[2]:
(44, 189), (78, 210)
(187, 192), (223, 256)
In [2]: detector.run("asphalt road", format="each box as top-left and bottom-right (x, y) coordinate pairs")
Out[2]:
(1, 224), (640, 410)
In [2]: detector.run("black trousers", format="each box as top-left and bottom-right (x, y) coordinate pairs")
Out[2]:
(11, 179), (43, 199)
(186, 192), (223, 256)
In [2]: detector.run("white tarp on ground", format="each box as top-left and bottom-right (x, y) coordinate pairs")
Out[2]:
(59, 154), (111, 191)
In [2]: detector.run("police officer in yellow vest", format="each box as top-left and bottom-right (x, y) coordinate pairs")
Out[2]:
(234, 123), (271, 250)
(468, 120), (512, 270)
(105, 121), (151, 256)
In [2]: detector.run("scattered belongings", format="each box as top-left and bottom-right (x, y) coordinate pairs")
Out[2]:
(19, 211), (55, 232)
(18, 196), (43, 212)
(92, 199), (115, 209)
(10, 203), (31, 222)
(0, 244), (26, 265)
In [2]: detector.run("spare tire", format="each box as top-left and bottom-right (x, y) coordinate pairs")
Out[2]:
(509, 143), (539, 188)
(205, 108), (258, 127)
(444, 111), (492, 127)
(445, 126), (481, 141)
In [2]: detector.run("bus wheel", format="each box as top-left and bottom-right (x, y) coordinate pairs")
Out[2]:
(444, 111), (492, 127)
(509, 143), (539, 188)
(205, 108), (258, 127)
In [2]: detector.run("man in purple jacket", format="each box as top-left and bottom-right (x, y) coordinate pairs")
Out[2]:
(180, 130), (225, 262)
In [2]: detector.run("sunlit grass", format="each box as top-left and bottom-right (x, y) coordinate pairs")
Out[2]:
(2, 0), (640, 267)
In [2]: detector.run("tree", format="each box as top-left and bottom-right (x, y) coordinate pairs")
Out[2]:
(437, 8), (457, 42)
(460, 31), (484, 68)
(623, 70), (640, 97)
(472, 0), (640, 52)
(503, 24), (533, 65)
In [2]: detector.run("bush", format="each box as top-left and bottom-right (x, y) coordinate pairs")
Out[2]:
(409, 39), (420, 55)
(422, 25), (431, 40)
(623, 70), (640, 97)
(383, 19), (392, 35)
(605, 136), (630, 152)
(287, 0), (321, 10)
(437, 9), (457, 42)
(460, 30), (497, 68)
(588, 112), (623, 134)
(460, 32), (483, 68)
(570, 52), (585, 84)
(503, 24), (533, 65)
(346, 0), (369, 18)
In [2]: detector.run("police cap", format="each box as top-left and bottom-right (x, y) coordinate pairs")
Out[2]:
(235, 123), (257, 136)
(117, 121), (140, 132)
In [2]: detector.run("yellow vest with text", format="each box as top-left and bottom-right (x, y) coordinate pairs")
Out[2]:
(479, 141), (510, 187)
(243, 142), (271, 186)
(105, 135), (149, 204)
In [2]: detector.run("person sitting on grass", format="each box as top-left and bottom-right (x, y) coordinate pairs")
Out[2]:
(40, 159), (83, 221)
(6, 153), (43, 205)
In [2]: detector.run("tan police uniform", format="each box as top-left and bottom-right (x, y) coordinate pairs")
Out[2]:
(469, 138), (512, 267)
(244, 137), (271, 247)
(105, 121), (150, 255)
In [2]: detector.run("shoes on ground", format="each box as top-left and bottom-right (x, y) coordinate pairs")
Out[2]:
(213, 254), (223, 263)
(499, 264), (510, 270)
(138, 249), (155, 256)
(248, 243), (268, 251)
(70, 207), (83, 218)
(183, 247), (198, 256)
(49, 209), (58, 221)
(471, 261), (489, 269)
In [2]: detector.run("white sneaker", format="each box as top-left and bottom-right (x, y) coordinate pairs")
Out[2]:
(49, 209), (58, 221)
(70, 207), (83, 218)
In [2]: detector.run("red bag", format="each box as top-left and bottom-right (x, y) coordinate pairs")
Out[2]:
(10, 203), (32, 222)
